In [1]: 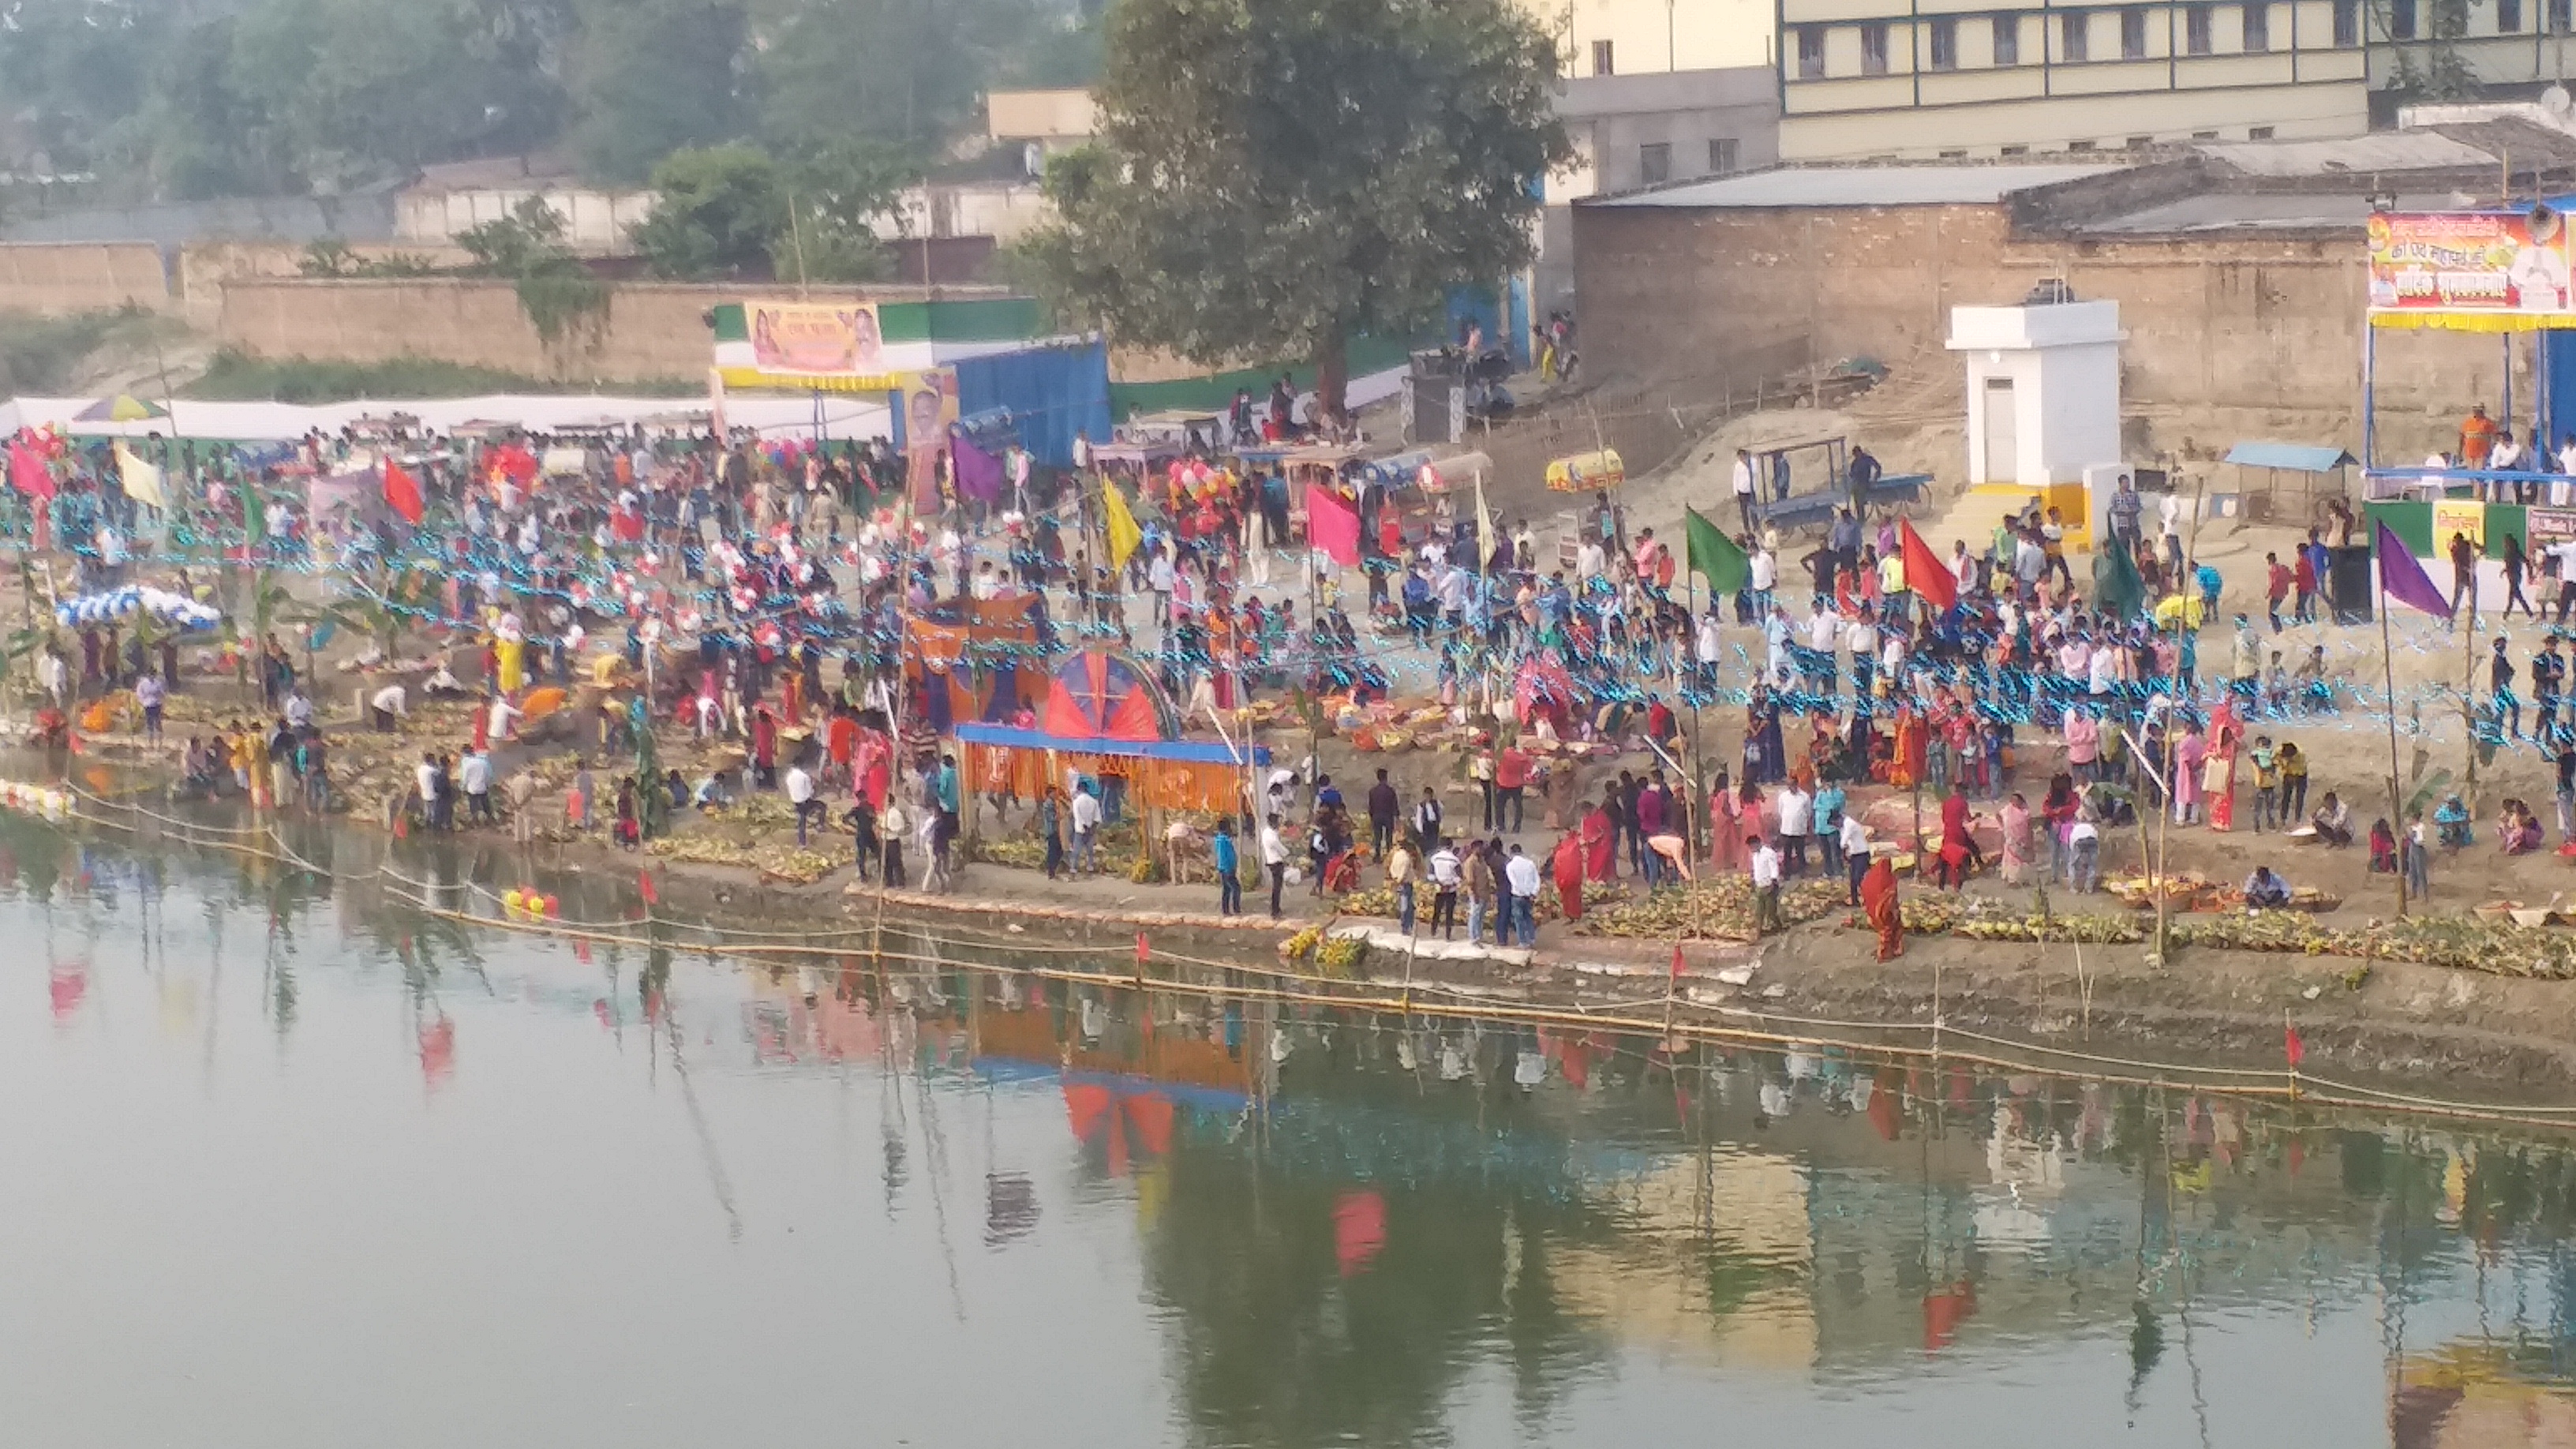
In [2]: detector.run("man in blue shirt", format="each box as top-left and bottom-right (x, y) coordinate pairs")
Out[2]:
(1211, 818), (1241, 915)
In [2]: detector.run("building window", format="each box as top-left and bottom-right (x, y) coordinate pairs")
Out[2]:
(2553, 0), (2572, 32)
(1940, 148), (1969, 157)
(1860, 21), (1891, 72)
(2127, 133), (2155, 148)
(2185, 4), (2212, 51)
(1638, 141), (1671, 184)
(1795, 24), (1827, 77)
(1708, 137), (1740, 173)
(2334, 0), (2361, 42)
(2502, 0), (2524, 28)
(1592, 39), (1615, 75)
(2001, 143), (2030, 155)
(2391, 0), (2416, 38)
(2243, 1), (2270, 48)
(2192, 128), (2220, 138)
(2069, 138), (2099, 150)
(2248, 125), (2275, 138)
(2121, 6), (2149, 54)
(1929, 16), (1958, 66)
(1993, 13), (2021, 62)
(2062, 10), (2089, 59)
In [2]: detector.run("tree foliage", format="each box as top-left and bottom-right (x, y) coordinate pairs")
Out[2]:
(1020, 0), (1567, 410)
(0, 0), (1079, 197)
(566, 0), (747, 184)
(458, 196), (609, 350)
(631, 142), (908, 283)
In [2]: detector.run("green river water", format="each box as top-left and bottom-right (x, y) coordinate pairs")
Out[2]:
(3, 811), (2573, 1447)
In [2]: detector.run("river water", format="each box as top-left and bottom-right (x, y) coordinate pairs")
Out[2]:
(6, 814), (2575, 1448)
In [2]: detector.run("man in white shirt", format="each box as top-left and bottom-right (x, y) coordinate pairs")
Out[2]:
(1503, 844), (1543, 947)
(1070, 783), (1103, 874)
(1696, 610), (1724, 687)
(785, 761), (817, 844)
(1426, 839), (1462, 939)
(1748, 837), (1784, 934)
(461, 749), (494, 825)
(283, 686), (313, 730)
(1576, 535), (1604, 582)
(1732, 449), (1758, 532)
(1838, 813), (1871, 903)
(1776, 784), (1813, 874)
(371, 682), (409, 731)
(1260, 814), (1290, 917)
(1845, 614), (1879, 695)
(1806, 599), (1840, 694)
(1748, 542), (1777, 612)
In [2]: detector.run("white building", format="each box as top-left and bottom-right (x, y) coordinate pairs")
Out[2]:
(1947, 296), (2125, 488)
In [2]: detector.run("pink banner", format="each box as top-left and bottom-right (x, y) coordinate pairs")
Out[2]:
(1307, 485), (1360, 567)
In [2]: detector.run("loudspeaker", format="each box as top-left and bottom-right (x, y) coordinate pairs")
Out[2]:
(2328, 545), (2375, 624)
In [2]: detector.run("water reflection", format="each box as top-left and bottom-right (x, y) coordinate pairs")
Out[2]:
(11, 814), (2576, 1447)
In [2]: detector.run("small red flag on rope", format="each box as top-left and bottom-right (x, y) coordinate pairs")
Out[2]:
(638, 868), (659, 907)
(1135, 930), (1150, 966)
(2285, 1022), (2305, 1069)
(1670, 942), (1685, 980)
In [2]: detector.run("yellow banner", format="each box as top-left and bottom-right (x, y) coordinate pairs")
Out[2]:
(2433, 498), (2485, 548)
(749, 301), (885, 376)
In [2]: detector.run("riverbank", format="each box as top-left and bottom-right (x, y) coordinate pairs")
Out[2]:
(43, 716), (2576, 1119)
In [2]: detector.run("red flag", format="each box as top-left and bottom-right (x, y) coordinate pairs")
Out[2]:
(1135, 930), (1150, 965)
(2285, 1022), (2305, 1069)
(638, 868), (659, 907)
(1306, 485), (1361, 567)
(1900, 519), (1955, 613)
(1670, 942), (1685, 979)
(9, 440), (54, 502)
(382, 459), (425, 525)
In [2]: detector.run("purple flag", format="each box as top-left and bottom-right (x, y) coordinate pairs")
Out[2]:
(951, 433), (1005, 504)
(2376, 519), (2454, 618)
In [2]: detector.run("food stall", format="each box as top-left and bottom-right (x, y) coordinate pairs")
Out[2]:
(1544, 449), (1624, 493)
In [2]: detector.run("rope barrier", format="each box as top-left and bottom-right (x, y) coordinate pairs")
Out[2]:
(29, 785), (2576, 1133)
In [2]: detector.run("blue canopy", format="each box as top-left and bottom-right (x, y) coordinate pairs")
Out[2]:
(2223, 442), (2357, 473)
(953, 722), (1269, 766)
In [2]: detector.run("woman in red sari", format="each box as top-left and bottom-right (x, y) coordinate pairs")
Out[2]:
(1581, 795), (1618, 882)
(1860, 856), (1904, 960)
(1551, 831), (1587, 923)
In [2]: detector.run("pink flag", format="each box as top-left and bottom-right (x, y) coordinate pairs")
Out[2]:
(1307, 485), (1361, 567)
(9, 440), (54, 502)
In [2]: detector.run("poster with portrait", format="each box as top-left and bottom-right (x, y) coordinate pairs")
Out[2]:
(746, 301), (886, 380)
(902, 368), (960, 512)
(2368, 209), (2573, 316)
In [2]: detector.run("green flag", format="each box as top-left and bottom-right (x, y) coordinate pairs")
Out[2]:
(2092, 539), (2144, 620)
(1684, 507), (1748, 593)
(242, 482), (265, 549)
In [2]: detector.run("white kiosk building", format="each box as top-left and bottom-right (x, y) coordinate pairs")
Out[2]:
(1946, 290), (2124, 489)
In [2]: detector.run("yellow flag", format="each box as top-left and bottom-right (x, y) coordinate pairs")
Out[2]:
(1103, 477), (1142, 571)
(115, 442), (167, 511)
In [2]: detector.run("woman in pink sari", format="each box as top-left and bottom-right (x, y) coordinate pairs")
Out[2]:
(1708, 769), (1741, 873)
(2172, 723), (2207, 826)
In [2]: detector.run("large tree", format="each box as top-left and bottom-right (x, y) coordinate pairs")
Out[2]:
(1021, 0), (1567, 414)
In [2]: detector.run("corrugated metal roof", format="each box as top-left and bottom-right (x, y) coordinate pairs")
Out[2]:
(1586, 163), (2127, 209)
(2190, 133), (2498, 176)
(2224, 441), (2357, 472)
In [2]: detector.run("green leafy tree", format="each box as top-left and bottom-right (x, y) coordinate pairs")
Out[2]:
(754, 0), (1001, 162)
(568, 0), (748, 183)
(773, 140), (914, 283)
(630, 144), (784, 279)
(1020, 0), (1568, 414)
(459, 195), (609, 351)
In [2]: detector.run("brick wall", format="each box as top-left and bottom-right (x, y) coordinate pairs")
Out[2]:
(0, 242), (172, 315)
(213, 279), (896, 384)
(1572, 201), (2510, 467)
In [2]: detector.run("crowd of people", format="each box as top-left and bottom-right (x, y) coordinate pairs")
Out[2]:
(13, 387), (2576, 944)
